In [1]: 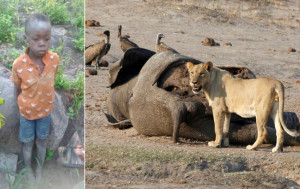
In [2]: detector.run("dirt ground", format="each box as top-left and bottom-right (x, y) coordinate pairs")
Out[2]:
(85, 0), (300, 188)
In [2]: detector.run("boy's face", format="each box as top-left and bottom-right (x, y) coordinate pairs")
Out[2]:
(25, 21), (51, 58)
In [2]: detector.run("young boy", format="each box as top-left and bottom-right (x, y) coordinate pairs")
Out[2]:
(10, 13), (59, 182)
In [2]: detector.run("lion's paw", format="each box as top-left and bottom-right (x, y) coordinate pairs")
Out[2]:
(246, 145), (256, 150)
(208, 141), (220, 148)
(272, 147), (283, 153)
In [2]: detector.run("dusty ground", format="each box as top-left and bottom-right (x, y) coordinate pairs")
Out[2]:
(85, 0), (300, 188)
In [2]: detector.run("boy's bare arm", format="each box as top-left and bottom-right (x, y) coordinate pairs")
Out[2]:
(14, 84), (21, 100)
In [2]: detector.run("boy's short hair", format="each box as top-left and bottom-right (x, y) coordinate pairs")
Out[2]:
(25, 13), (51, 35)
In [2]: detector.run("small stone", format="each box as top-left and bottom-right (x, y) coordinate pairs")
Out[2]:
(99, 60), (109, 67)
(223, 42), (232, 46)
(88, 69), (98, 75)
(85, 20), (100, 27)
(287, 48), (296, 52)
(268, 48), (276, 52)
(201, 38), (219, 46)
(99, 97), (107, 101)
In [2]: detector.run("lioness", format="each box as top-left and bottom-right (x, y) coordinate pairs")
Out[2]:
(186, 61), (300, 152)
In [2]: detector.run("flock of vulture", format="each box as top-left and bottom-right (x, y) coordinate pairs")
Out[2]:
(85, 25), (179, 68)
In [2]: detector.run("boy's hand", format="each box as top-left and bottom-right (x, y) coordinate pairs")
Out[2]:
(14, 84), (21, 100)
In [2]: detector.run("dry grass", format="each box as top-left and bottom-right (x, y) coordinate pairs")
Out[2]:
(85, 143), (246, 171)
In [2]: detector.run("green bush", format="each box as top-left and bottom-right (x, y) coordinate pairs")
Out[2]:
(0, 0), (19, 43)
(70, 71), (84, 116)
(70, 0), (84, 52)
(70, 0), (84, 28)
(72, 27), (84, 51)
(54, 70), (84, 119)
(25, 0), (71, 25)
(0, 14), (15, 43)
(54, 69), (70, 90)
(45, 149), (54, 162)
(5, 48), (20, 69)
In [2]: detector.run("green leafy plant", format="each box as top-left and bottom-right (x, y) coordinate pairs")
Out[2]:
(70, 0), (84, 27)
(54, 70), (84, 119)
(0, 14), (15, 43)
(70, 71), (84, 114)
(0, 0), (20, 43)
(70, 0), (84, 52)
(72, 28), (84, 52)
(0, 92), (5, 129)
(5, 49), (20, 69)
(67, 107), (75, 119)
(54, 69), (70, 90)
(6, 166), (29, 189)
(45, 149), (54, 162)
(25, 0), (71, 25)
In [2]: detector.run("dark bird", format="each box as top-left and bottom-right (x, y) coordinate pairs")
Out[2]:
(155, 33), (179, 54)
(85, 30), (111, 69)
(118, 25), (139, 53)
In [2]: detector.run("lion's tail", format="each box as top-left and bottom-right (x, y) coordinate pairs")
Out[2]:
(276, 82), (300, 137)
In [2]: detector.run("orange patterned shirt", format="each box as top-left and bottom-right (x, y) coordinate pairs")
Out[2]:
(11, 48), (59, 120)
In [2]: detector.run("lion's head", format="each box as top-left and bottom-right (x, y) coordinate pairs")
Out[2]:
(186, 61), (213, 94)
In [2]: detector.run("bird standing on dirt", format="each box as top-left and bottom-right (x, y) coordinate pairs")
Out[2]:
(155, 33), (179, 54)
(85, 30), (111, 69)
(118, 25), (139, 53)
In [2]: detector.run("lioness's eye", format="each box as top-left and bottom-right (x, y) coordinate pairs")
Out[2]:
(190, 72), (194, 75)
(200, 73), (204, 77)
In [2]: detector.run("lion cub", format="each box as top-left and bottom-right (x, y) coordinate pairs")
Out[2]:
(186, 61), (300, 152)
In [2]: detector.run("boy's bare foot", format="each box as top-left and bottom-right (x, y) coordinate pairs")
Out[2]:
(74, 145), (84, 161)
(25, 168), (35, 183)
(35, 167), (43, 185)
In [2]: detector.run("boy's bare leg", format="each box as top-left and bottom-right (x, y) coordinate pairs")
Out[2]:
(23, 141), (35, 181)
(35, 138), (46, 184)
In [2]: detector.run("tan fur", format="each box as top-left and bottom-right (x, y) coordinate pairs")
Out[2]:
(155, 33), (179, 54)
(186, 61), (300, 152)
(118, 25), (139, 53)
(85, 31), (110, 68)
(85, 40), (105, 64)
(119, 36), (138, 53)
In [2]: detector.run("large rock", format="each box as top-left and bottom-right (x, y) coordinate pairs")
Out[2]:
(51, 26), (74, 50)
(47, 91), (69, 151)
(0, 66), (11, 79)
(0, 75), (21, 154)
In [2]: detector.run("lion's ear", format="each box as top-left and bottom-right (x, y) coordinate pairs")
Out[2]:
(204, 61), (213, 72)
(186, 62), (194, 70)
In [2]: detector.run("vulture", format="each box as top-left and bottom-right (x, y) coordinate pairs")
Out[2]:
(85, 30), (111, 68)
(155, 33), (179, 54)
(118, 25), (139, 53)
